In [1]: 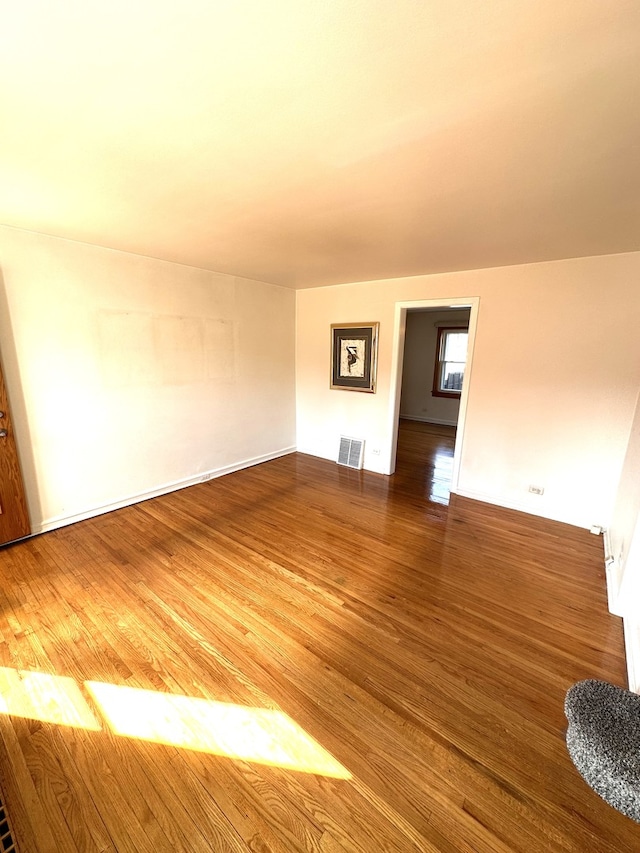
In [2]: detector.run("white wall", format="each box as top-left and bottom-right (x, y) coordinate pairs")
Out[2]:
(400, 309), (470, 425)
(608, 389), (640, 604)
(0, 227), (296, 531)
(607, 389), (640, 689)
(296, 252), (640, 530)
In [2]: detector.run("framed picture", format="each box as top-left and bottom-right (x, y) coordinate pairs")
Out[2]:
(330, 323), (379, 393)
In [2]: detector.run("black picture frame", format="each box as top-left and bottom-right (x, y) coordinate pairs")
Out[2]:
(330, 323), (379, 393)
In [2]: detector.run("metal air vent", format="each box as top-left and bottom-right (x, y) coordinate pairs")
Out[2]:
(337, 436), (365, 469)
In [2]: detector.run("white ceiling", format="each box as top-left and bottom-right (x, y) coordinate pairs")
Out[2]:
(1, 1), (638, 288)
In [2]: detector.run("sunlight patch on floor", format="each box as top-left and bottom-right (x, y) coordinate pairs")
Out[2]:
(0, 667), (350, 778)
(0, 667), (101, 730)
(86, 681), (351, 778)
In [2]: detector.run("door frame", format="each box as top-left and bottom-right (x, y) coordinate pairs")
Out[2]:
(0, 351), (31, 543)
(384, 296), (480, 493)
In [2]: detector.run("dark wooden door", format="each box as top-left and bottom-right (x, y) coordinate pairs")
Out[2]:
(0, 355), (30, 544)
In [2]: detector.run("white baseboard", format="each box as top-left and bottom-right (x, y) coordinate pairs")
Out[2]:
(603, 529), (625, 617)
(453, 487), (548, 519)
(453, 486), (596, 530)
(35, 446), (297, 534)
(399, 415), (458, 427)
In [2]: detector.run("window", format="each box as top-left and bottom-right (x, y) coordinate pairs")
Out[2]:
(432, 327), (468, 397)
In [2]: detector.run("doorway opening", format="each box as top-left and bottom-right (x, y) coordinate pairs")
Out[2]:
(385, 297), (479, 505)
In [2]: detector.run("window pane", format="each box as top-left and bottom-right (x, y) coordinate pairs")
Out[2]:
(433, 328), (469, 396)
(442, 361), (465, 390)
(443, 332), (468, 362)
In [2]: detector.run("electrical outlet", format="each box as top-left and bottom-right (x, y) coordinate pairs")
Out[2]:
(528, 485), (544, 495)
(372, 448), (381, 456)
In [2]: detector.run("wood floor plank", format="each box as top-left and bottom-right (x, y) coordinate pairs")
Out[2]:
(0, 718), (59, 853)
(0, 420), (636, 851)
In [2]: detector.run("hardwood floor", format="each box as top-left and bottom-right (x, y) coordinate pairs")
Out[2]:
(0, 419), (636, 851)
(392, 419), (456, 505)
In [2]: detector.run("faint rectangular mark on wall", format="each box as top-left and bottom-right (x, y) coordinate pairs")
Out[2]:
(204, 318), (235, 380)
(153, 315), (205, 385)
(98, 311), (236, 387)
(98, 311), (156, 387)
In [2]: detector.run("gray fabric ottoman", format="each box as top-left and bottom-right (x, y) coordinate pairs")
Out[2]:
(565, 679), (640, 822)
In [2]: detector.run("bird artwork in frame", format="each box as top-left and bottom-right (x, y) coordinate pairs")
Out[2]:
(330, 323), (379, 392)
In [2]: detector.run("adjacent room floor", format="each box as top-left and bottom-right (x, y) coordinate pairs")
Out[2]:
(0, 421), (636, 852)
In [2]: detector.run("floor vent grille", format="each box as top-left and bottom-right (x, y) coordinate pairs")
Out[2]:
(0, 794), (17, 852)
(337, 436), (365, 470)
